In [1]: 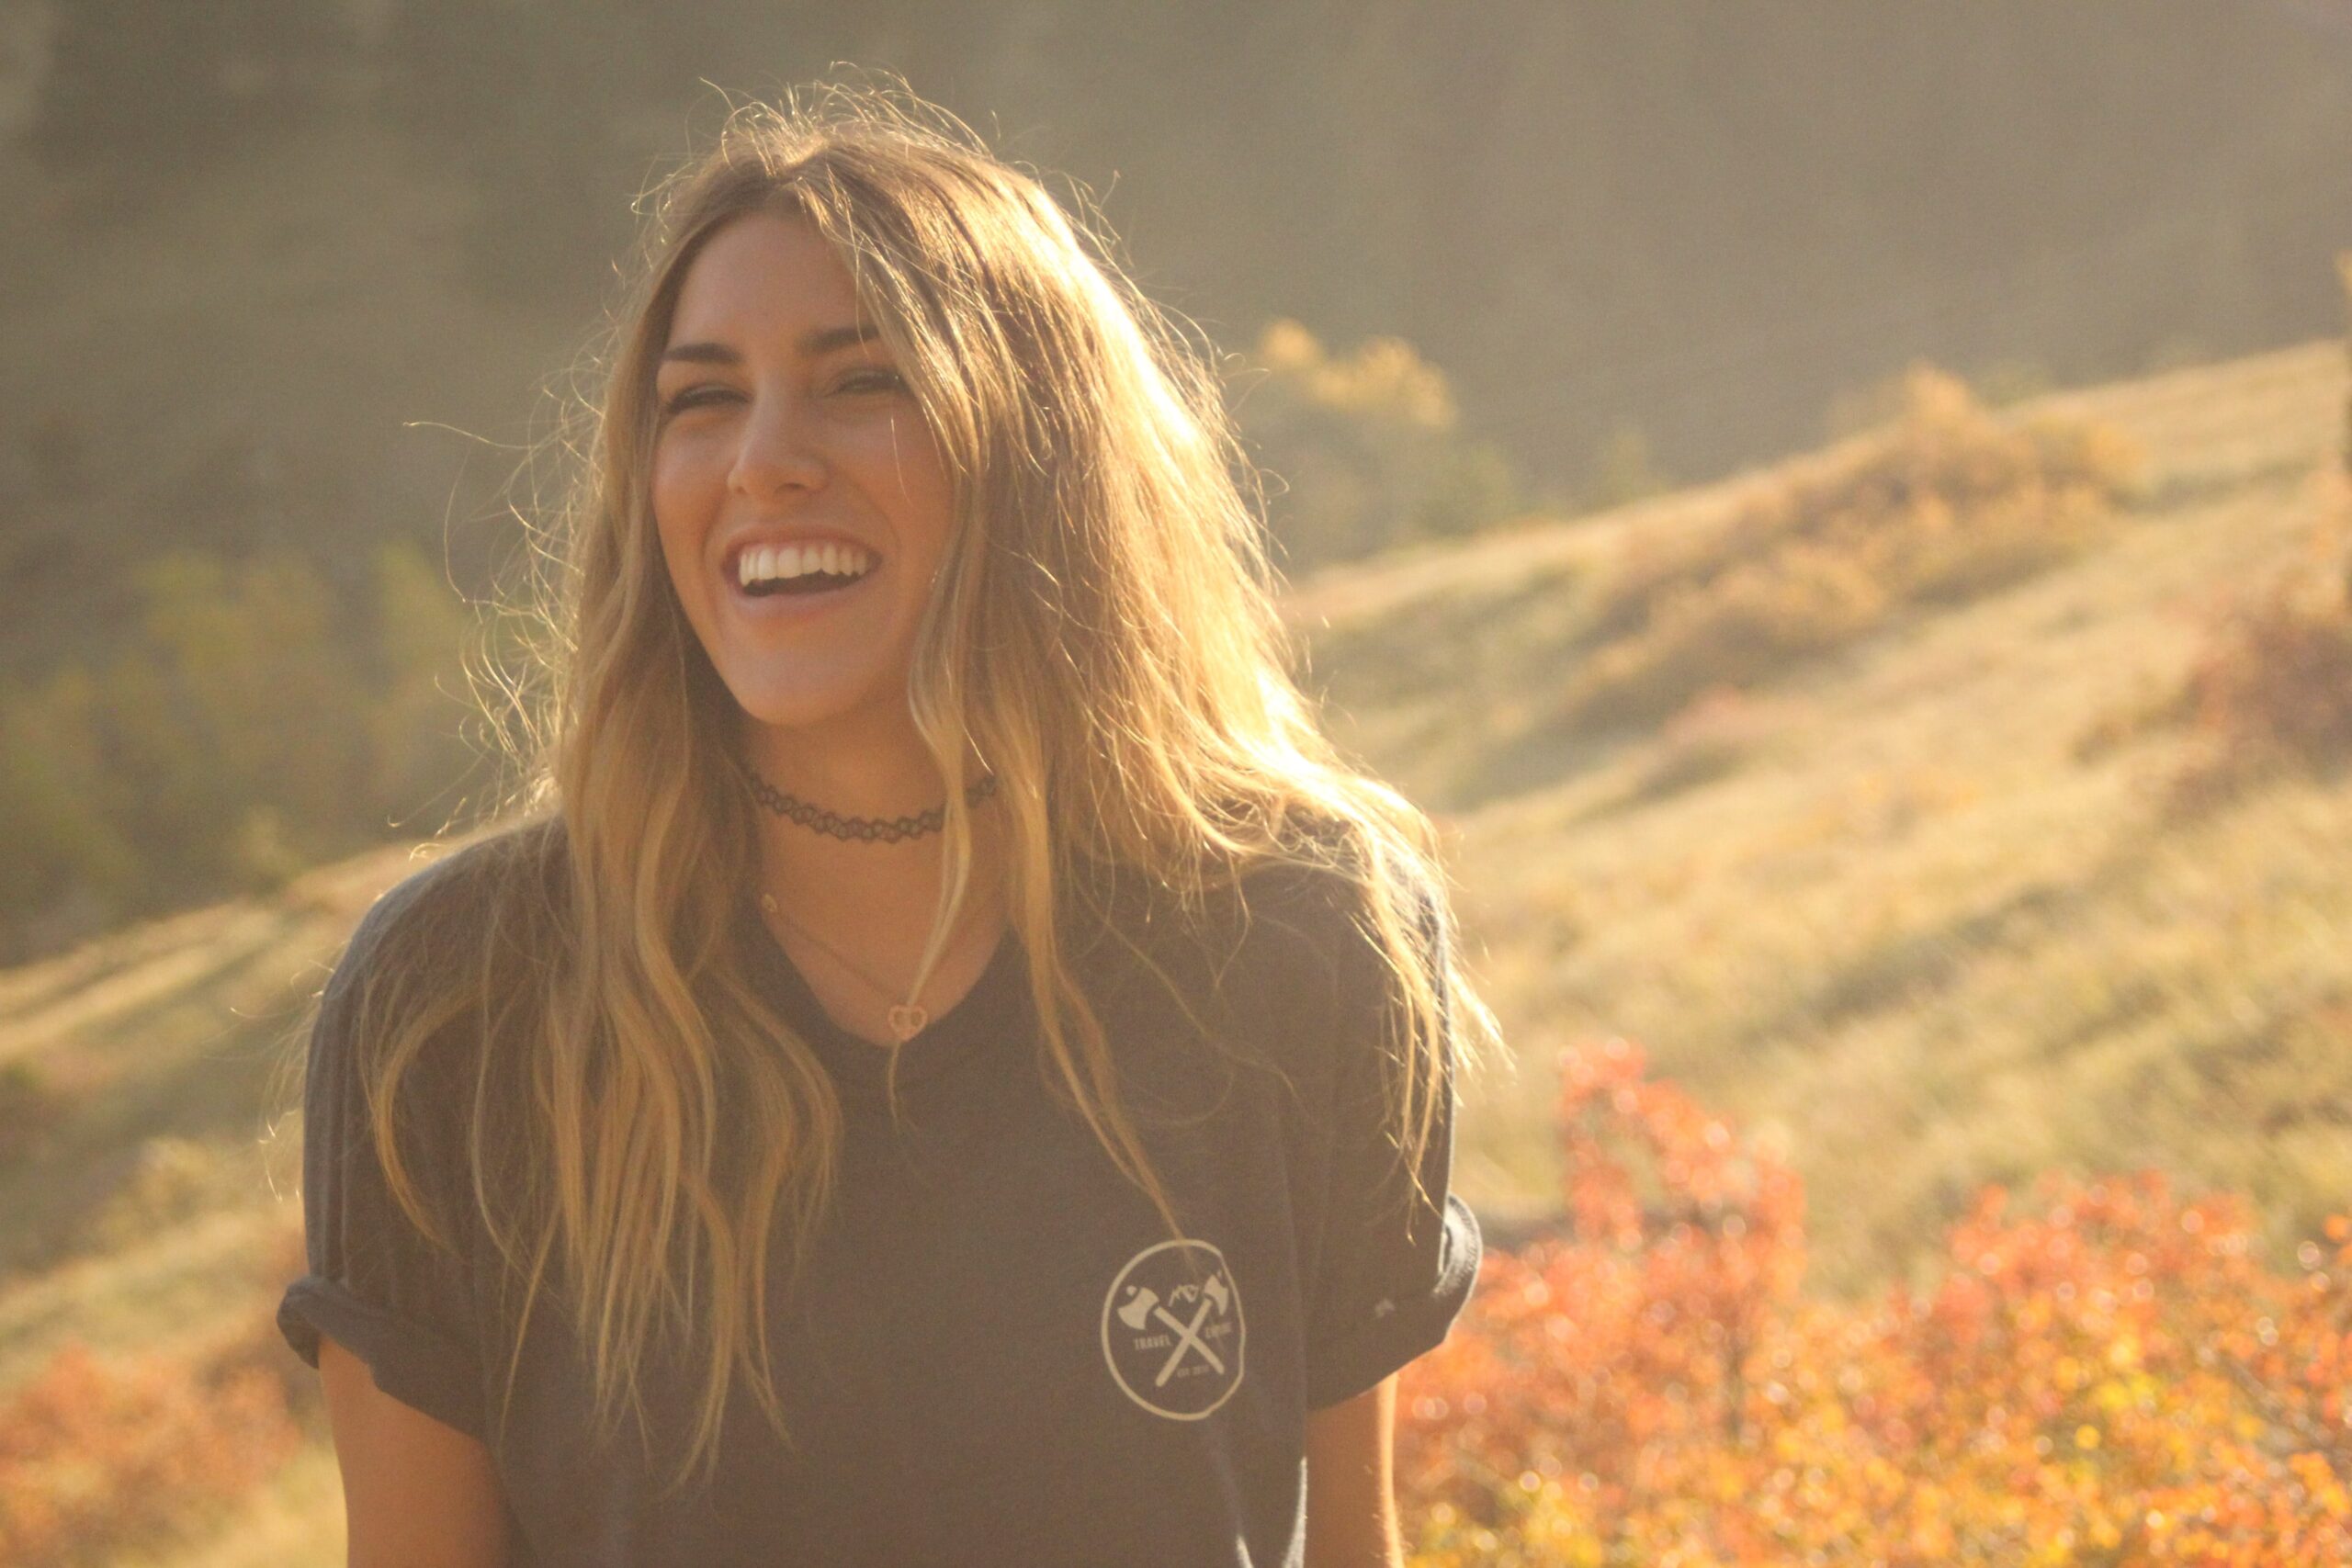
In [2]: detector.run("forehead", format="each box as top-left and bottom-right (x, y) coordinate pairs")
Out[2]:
(664, 211), (865, 347)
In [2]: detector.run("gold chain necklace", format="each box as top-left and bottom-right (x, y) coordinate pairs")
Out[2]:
(757, 888), (999, 1044)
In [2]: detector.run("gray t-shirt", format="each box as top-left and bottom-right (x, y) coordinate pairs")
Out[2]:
(277, 826), (1481, 1566)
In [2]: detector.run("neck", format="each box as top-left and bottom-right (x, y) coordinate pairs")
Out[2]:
(735, 713), (1009, 953)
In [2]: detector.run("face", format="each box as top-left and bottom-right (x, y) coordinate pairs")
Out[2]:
(650, 210), (957, 745)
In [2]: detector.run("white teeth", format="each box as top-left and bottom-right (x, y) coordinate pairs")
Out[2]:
(737, 541), (876, 587)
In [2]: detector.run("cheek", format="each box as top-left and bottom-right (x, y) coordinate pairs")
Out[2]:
(651, 517), (692, 601)
(650, 444), (718, 552)
(650, 440), (701, 523)
(872, 419), (958, 546)
(649, 486), (708, 619)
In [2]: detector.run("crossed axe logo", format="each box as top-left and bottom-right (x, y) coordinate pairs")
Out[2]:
(1115, 1273), (1231, 1388)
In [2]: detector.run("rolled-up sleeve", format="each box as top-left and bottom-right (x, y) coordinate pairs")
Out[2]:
(277, 878), (489, 1440)
(1301, 874), (1482, 1412)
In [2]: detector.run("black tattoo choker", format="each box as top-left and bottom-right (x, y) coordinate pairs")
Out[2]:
(738, 762), (999, 843)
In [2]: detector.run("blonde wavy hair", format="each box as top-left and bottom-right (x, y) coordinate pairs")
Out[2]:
(302, 78), (1502, 1497)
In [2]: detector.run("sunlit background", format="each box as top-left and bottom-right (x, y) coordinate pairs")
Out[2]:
(4, 4), (2352, 1561)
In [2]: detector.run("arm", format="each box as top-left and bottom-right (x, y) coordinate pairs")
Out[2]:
(1303, 1374), (1403, 1568)
(319, 1335), (514, 1568)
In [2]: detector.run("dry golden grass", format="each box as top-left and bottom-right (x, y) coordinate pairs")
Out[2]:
(0, 842), (431, 1379)
(1301, 337), (2351, 1292)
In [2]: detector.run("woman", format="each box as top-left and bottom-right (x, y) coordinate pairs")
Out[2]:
(277, 81), (1499, 1568)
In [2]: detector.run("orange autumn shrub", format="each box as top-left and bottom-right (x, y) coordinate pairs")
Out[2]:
(1398, 1038), (2352, 1566)
(0, 1337), (300, 1567)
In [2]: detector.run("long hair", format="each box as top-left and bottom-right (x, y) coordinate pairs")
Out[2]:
(313, 78), (1503, 1496)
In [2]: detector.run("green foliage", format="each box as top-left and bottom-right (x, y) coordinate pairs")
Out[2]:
(0, 667), (138, 919)
(365, 540), (481, 818)
(0, 541), (477, 961)
(112, 553), (369, 881)
(1235, 320), (1523, 576)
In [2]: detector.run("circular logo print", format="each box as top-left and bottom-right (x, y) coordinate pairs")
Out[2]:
(1100, 1239), (1247, 1420)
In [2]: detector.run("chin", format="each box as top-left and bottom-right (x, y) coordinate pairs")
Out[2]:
(721, 675), (896, 737)
(727, 691), (849, 732)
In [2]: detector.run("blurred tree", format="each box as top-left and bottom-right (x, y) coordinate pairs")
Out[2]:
(0, 544), (482, 958)
(1234, 318), (1521, 575)
(0, 666), (136, 943)
(365, 537), (480, 828)
(28, 0), (353, 189)
(103, 552), (371, 893)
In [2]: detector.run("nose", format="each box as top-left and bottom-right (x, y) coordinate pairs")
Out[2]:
(726, 389), (827, 502)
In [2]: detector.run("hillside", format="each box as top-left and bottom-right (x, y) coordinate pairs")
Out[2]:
(1298, 333), (2350, 1292)
(0, 333), (2346, 1559)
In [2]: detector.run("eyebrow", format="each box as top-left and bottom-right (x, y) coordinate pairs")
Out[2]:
(659, 322), (882, 367)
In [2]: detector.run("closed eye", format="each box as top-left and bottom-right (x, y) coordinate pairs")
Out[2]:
(832, 367), (907, 396)
(658, 371), (902, 421)
(659, 384), (738, 420)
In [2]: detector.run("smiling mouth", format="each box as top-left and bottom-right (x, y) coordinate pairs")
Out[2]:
(741, 570), (870, 598)
(731, 541), (881, 602)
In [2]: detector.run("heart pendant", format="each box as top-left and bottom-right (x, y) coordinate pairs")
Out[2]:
(887, 1004), (929, 1043)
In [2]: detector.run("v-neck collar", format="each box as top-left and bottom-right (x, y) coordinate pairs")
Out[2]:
(736, 894), (1028, 1101)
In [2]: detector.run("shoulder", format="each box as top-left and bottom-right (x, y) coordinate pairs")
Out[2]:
(1228, 856), (1374, 976)
(305, 822), (566, 1189)
(1175, 831), (1442, 1043)
(333, 818), (571, 1001)
(313, 818), (570, 1113)
(1062, 827), (1449, 1041)
(1246, 856), (1446, 1030)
